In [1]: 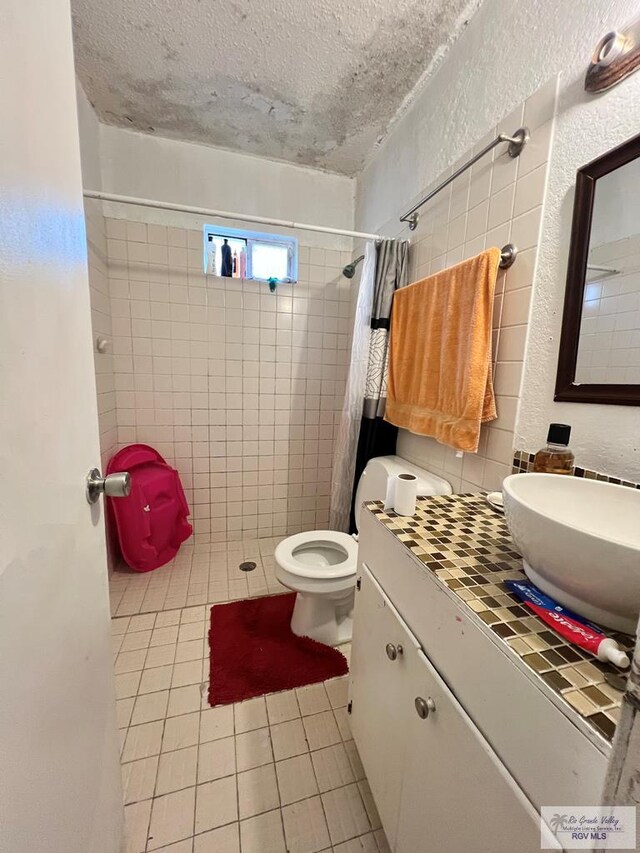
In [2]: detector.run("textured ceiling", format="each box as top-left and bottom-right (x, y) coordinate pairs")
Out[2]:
(72, 0), (482, 175)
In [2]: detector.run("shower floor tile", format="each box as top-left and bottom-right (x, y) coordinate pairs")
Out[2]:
(109, 537), (286, 617)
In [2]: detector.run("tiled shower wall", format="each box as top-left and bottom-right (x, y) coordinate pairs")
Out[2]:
(86, 199), (117, 467)
(101, 218), (354, 542)
(389, 78), (558, 493)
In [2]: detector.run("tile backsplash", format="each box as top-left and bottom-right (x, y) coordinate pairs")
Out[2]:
(88, 215), (356, 543)
(512, 450), (640, 488)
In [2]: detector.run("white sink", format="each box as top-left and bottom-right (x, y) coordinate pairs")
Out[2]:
(502, 473), (640, 634)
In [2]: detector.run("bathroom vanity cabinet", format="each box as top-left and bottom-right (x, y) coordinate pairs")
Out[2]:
(350, 565), (548, 852)
(349, 505), (610, 853)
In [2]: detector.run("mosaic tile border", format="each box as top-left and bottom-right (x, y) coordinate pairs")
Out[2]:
(512, 450), (640, 489)
(365, 494), (634, 745)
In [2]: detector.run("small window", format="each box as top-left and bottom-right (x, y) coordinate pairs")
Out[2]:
(204, 225), (297, 283)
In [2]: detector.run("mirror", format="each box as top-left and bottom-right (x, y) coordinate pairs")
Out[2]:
(555, 133), (640, 404)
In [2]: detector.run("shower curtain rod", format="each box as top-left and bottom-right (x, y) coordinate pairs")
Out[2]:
(82, 190), (382, 242)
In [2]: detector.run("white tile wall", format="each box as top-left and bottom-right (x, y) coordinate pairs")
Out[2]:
(393, 77), (559, 493)
(86, 199), (119, 571)
(100, 217), (354, 542)
(576, 234), (640, 384)
(86, 199), (117, 466)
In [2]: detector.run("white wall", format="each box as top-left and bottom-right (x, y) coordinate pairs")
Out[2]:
(99, 125), (355, 250)
(76, 81), (102, 191)
(520, 64), (640, 481)
(356, 0), (640, 483)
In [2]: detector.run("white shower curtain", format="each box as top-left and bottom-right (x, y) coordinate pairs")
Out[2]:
(329, 241), (376, 532)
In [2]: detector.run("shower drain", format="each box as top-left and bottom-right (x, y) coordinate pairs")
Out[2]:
(239, 561), (257, 572)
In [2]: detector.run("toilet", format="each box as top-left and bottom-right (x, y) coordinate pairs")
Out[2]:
(275, 455), (452, 646)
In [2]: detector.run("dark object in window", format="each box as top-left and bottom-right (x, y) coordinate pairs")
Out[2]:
(220, 238), (233, 277)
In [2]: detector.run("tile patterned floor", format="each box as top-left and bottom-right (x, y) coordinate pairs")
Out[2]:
(109, 538), (286, 617)
(111, 540), (388, 853)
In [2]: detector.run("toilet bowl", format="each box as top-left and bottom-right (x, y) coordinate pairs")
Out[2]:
(275, 531), (357, 647)
(274, 455), (452, 646)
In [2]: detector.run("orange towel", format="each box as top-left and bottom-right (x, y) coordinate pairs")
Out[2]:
(385, 248), (500, 453)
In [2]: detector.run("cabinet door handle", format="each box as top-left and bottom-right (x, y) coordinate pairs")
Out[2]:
(414, 696), (436, 719)
(385, 643), (403, 661)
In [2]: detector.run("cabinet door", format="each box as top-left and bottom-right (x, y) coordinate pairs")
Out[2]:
(395, 645), (560, 853)
(349, 564), (421, 849)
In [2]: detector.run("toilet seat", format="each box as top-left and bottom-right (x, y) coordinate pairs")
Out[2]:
(273, 456), (451, 646)
(275, 530), (357, 579)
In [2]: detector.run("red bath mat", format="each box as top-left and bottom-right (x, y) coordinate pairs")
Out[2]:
(208, 593), (349, 706)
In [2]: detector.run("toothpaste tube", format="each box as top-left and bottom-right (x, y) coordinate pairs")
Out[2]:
(507, 580), (602, 631)
(506, 580), (630, 669)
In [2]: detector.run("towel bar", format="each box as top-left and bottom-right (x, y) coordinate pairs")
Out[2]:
(499, 243), (517, 269)
(400, 128), (530, 231)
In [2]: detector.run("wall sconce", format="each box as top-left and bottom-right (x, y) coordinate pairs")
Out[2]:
(586, 16), (640, 92)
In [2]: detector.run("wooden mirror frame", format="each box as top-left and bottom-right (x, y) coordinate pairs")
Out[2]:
(555, 132), (640, 405)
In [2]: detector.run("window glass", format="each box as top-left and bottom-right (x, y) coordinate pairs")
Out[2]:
(204, 225), (297, 283)
(251, 242), (289, 281)
(206, 235), (246, 277)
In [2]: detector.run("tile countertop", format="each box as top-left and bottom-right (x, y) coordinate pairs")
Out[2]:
(365, 493), (634, 747)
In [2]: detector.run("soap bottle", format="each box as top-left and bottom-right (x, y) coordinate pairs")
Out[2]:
(533, 423), (574, 475)
(206, 240), (217, 275)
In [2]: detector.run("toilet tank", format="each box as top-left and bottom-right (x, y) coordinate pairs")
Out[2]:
(354, 455), (452, 531)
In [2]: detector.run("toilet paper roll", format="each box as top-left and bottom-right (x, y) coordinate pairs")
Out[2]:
(384, 473), (418, 516)
(394, 473), (418, 516)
